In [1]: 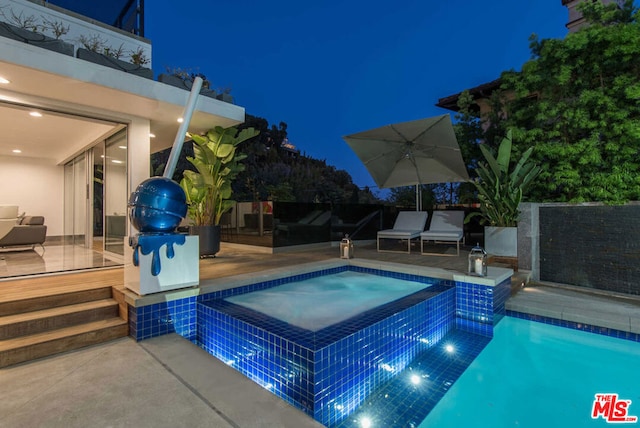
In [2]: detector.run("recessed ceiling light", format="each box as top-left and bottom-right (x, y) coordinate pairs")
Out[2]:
(0, 77), (9, 84)
(149, 133), (156, 138)
(12, 149), (21, 153)
(177, 117), (184, 123)
(29, 111), (42, 117)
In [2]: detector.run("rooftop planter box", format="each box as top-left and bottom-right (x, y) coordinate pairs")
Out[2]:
(157, 73), (218, 99)
(77, 48), (153, 79)
(216, 92), (234, 103)
(0, 21), (73, 56)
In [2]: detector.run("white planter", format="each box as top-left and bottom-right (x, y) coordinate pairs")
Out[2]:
(485, 226), (517, 257)
(124, 235), (199, 295)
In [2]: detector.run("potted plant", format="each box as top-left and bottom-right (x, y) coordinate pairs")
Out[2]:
(76, 34), (153, 79)
(158, 68), (218, 98)
(216, 87), (233, 103)
(466, 130), (541, 257)
(0, 10), (73, 56)
(180, 125), (259, 256)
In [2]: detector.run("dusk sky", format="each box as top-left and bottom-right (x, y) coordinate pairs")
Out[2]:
(145, 1), (569, 196)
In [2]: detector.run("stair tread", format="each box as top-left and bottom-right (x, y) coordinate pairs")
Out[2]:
(0, 318), (127, 351)
(0, 269), (122, 303)
(0, 299), (118, 326)
(0, 285), (113, 303)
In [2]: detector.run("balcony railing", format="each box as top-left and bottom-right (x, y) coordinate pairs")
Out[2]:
(1, 0), (150, 67)
(43, 0), (144, 36)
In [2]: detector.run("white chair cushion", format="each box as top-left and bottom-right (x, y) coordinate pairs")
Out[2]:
(421, 230), (463, 240)
(0, 205), (18, 219)
(379, 229), (422, 239)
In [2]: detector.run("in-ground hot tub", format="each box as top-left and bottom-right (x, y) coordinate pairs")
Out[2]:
(197, 265), (456, 426)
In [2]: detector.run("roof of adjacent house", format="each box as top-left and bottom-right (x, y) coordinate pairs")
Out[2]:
(435, 78), (502, 112)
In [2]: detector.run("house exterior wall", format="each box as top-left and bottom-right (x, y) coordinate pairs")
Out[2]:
(563, 0), (622, 32)
(0, 155), (64, 236)
(0, 0), (245, 249)
(2, 0), (151, 66)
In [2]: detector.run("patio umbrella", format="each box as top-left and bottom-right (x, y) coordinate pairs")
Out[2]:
(343, 114), (469, 210)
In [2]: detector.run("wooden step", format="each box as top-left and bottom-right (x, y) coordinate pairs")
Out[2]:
(0, 318), (128, 368)
(0, 287), (113, 317)
(0, 299), (119, 340)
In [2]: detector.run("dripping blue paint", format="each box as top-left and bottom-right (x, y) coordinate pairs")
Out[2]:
(130, 234), (186, 276)
(128, 177), (188, 276)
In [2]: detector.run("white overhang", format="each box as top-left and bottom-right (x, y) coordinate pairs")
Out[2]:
(0, 36), (245, 163)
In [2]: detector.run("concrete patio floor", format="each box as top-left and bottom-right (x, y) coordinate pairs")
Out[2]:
(1, 241), (637, 428)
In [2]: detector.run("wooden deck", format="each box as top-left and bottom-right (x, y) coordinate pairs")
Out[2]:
(0, 268), (124, 306)
(0, 241), (480, 367)
(0, 267), (127, 367)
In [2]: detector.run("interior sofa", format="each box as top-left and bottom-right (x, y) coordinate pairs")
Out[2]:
(0, 205), (47, 250)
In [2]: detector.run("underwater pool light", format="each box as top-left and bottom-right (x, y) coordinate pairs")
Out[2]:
(410, 374), (421, 385)
(445, 344), (455, 353)
(360, 416), (372, 428)
(380, 363), (395, 373)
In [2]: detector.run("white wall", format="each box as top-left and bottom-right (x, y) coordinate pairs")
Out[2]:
(3, 0), (152, 66)
(127, 117), (150, 237)
(0, 155), (64, 236)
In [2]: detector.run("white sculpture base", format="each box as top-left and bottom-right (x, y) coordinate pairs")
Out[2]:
(124, 235), (199, 295)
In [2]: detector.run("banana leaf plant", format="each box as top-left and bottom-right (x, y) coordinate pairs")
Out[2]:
(466, 130), (541, 227)
(180, 126), (259, 226)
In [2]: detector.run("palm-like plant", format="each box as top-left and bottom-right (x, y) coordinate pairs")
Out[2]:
(467, 130), (541, 227)
(180, 126), (259, 226)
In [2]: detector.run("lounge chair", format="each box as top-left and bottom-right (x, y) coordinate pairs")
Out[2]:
(377, 211), (429, 253)
(420, 211), (464, 256)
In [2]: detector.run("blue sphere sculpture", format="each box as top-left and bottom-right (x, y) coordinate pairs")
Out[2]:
(128, 177), (187, 233)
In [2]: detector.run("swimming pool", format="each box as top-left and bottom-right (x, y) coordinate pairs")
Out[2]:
(336, 316), (640, 428)
(421, 316), (640, 427)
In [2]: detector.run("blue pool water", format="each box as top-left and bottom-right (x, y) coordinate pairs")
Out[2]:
(419, 316), (640, 428)
(224, 271), (430, 331)
(339, 316), (640, 428)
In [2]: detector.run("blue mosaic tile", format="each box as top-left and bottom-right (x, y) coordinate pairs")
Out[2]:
(129, 296), (197, 341)
(197, 269), (455, 427)
(454, 277), (510, 337)
(506, 310), (640, 343)
(335, 328), (491, 428)
(128, 265), (512, 427)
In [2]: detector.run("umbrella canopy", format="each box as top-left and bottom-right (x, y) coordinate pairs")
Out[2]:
(343, 114), (469, 190)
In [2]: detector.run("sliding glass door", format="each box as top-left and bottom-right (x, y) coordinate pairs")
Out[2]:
(64, 128), (127, 255)
(63, 153), (88, 246)
(104, 130), (127, 255)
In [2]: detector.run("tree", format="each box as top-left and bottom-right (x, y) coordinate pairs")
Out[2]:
(230, 114), (384, 205)
(499, 0), (640, 203)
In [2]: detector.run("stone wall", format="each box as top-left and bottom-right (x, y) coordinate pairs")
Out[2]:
(518, 202), (640, 295)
